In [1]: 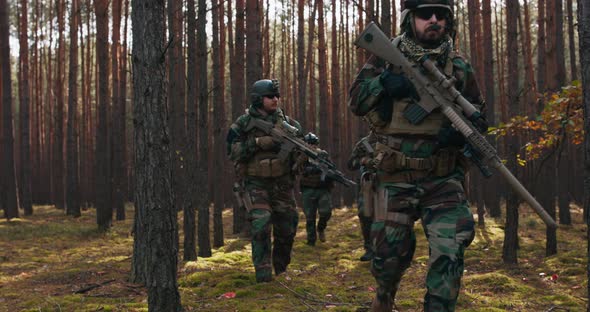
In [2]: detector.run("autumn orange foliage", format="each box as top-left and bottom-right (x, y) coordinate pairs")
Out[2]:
(489, 81), (583, 161)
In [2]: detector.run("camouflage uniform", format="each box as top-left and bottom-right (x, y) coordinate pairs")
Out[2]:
(227, 80), (303, 283)
(299, 134), (333, 245)
(348, 1), (486, 310)
(347, 134), (378, 260)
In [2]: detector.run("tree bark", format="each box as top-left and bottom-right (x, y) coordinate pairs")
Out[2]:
(112, 0), (126, 220)
(19, 0), (33, 216)
(95, 0), (112, 231)
(212, 0), (225, 248)
(502, 0), (520, 265)
(567, 0), (577, 81)
(184, 0), (198, 261)
(197, 0), (212, 258)
(578, 1), (590, 308)
(0, 0), (20, 219)
(66, 0), (81, 217)
(53, 0), (66, 210)
(246, 0), (262, 87)
(131, 0), (182, 309)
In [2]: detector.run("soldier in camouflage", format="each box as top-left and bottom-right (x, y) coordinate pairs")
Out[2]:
(348, 1), (487, 311)
(227, 79), (303, 283)
(347, 133), (378, 262)
(299, 132), (334, 246)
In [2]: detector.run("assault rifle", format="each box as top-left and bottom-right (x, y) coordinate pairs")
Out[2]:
(354, 22), (557, 229)
(245, 118), (357, 187)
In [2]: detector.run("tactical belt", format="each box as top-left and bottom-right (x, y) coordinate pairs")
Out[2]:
(386, 212), (414, 226)
(377, 170), (430, 184)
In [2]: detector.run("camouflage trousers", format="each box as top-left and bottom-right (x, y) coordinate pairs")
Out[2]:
(245, 176), (299, 282)
(370, 171), (475, 312)
(301, 187), (332, 244)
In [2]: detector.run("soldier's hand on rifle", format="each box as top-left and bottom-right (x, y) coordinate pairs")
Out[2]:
(468, 113), (489, 134)
(379, 69), (419, 100)
(256, 136), (279, 150)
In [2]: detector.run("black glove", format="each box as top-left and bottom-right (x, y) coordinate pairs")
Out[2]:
(437, 127), (466, 147)
(469, 112), (489, 133)
(379, 69), (419, 100)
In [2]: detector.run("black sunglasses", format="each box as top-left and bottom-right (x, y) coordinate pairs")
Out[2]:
(414, 7), (449, 20)
(264, 94), (280, 99)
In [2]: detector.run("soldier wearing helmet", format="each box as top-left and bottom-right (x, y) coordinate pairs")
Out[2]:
(348, 1), (487, 311)
(226, 79), (303, 283)
(298, 132), (334, 246)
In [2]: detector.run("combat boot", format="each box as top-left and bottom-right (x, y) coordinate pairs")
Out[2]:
(370, 295), (393, 312)
(360, 249), (374, 262)
(318, 231), (326, 242)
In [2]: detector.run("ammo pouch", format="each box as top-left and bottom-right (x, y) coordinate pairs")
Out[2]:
(246, 151), (289, 178)
(361, 172), (375, 218)
(374, 142), (458, 177)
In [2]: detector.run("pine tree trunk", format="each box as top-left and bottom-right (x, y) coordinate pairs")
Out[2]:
(246, 0), (262, 87)
(184, 0), (198, 261)
(567, 0), (577, 81)
(131, 0), (182, 309)
(112, 0), (126, 220)
(66, 0), (80, 217)
(231, 0), (248, 235)
(54, 0), (66, 210)
(212, 0), (225, 248)
(0, 0), (20, 220)
(197, 0), (212, 258)
(502, 0), (520, 265)
(95, 0), (112, 231)
(578, 1), (590, 308)
(19, 0), (33, 216)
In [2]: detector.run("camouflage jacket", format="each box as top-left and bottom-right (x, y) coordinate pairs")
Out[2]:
(226, 105), (303, 165)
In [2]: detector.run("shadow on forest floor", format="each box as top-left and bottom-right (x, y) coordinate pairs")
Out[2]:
(0, 203), (587, 311)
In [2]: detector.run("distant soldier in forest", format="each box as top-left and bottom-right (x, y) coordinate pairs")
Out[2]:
(298, 132), (334, 246)
(226, 79), (303, 283)
(347, 133), (377, 262)
(348, 1), (488, 311)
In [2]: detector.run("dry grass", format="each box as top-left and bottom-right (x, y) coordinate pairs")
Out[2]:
(0, 203), (587, 311)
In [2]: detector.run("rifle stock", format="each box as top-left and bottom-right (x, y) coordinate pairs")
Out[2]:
(354, 22), (557, 229)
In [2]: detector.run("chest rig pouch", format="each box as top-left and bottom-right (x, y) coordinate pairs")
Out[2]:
(245, 129), (290, 178)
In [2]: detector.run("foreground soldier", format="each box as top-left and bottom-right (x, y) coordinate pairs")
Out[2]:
(227, 79), (302, 283)
(348, 1), (487, 311)
(299, 133), (334, 246)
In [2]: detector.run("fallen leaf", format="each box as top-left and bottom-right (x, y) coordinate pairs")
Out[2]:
(220, 292), (236, 299)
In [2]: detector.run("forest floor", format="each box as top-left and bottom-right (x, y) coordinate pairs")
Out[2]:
(0, 202), (587, 312)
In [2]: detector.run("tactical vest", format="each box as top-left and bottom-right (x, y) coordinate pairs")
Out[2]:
(244, 115), (291, 178)
(365, 36), (456, 136)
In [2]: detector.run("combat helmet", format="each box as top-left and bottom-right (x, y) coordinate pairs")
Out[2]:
(304, 132), (319, 145)
(250, 79), (280, 107)
(400, 0), (454, 37)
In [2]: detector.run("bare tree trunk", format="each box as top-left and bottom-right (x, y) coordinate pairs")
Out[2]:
(131, 0), (182, 309)
(54, 0), (66, 210)
(95, 0), (112, 231)
(0, 0), (20, 219)
(231, 0), (248, 235)
(565, 0), (577, 82)
(502, 0), (520, 265)
(112, 0), (126, 220)
(537, 0), (547, 103)
(317, 0), (331, 155)
(66, 0), (81, 217)
(578, 1), (590, 308)
(212, 0), (225, 248)
(184, 0), (198, 261)
(197, 0), (212, 258)
(246, 0), (262, 87)
(19, 0), (32, 216)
